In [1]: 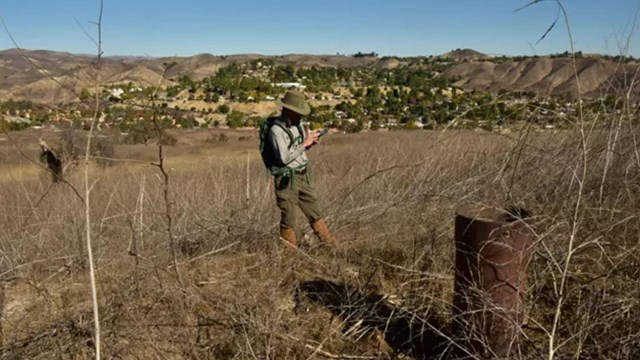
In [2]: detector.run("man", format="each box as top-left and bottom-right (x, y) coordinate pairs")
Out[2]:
(262, 90), (336, 249)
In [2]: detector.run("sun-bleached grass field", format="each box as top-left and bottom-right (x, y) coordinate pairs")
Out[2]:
(0, 125), (638, 359)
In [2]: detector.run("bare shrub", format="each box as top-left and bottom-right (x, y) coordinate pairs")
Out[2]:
(57, 128), (117, 169)
(58, 127), (84, 166)
(92, 133), (116, 167)
(123, 120), (177, 145)
(205, 132), (229, 144)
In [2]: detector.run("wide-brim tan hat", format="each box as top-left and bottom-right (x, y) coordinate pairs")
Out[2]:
(276, 90), (310, 116)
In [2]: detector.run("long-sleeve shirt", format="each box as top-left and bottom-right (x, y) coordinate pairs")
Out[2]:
(268, 117), (309, 170)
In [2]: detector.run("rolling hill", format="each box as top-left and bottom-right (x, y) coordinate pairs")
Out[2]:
(442, 56), (638, 98)
(0, 48), (638, 103)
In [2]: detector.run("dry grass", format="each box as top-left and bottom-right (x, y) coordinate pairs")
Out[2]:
(0, 125), (639, 359)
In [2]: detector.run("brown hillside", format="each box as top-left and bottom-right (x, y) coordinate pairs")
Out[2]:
(7, 77), (78, 103)
(1, 49), (639, 102)
(441, 48), (489, 60)
(0, 49), (93, 89)
(105, 65), (175, 87)
(378, 58), (402, 69)
(0, 50), (385, 103)
(444, 57), (640, 97)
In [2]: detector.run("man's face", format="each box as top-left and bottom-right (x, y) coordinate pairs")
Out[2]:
(283, 108), (302, 124)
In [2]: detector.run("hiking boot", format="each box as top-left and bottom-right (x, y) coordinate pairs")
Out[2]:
(280, 227), (297, 249)
(310, 219), (336, 247)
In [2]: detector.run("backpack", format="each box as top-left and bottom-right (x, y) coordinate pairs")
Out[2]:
(259, 116), (305, 176)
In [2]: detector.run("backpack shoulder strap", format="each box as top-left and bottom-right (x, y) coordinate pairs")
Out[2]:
(296, 124), (305, 140)
(272, 118), (296, 149)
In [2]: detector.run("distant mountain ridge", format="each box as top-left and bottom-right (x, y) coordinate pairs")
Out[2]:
(0, 48), (638, 103)
(440, 48), (489, 60)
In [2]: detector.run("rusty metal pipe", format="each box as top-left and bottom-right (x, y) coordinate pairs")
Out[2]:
(452, 204), (534, 358)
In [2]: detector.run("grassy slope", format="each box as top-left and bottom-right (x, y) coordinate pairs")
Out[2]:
(0, 128), (638, 358)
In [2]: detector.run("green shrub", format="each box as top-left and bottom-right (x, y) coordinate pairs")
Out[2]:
(217, 104), (230, 114)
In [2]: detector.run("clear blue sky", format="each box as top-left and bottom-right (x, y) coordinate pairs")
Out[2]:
(1, 0), (639, 57)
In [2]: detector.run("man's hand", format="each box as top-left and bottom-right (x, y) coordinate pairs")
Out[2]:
(303, 131), (320, 150)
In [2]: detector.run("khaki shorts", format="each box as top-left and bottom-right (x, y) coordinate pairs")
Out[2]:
(274, 172), (323, 229)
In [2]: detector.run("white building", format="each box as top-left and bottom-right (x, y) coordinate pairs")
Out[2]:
(109, 88), (125, 99)
(274, 82), (307, 90)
